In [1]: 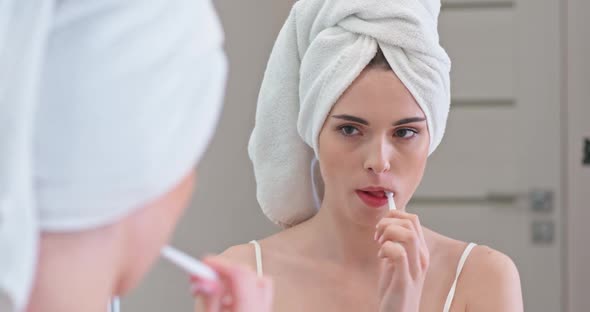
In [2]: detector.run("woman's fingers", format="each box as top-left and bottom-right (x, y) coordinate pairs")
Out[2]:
(377, 224), (420, 277)
(190, 275), (223, 312)
(192, 256), (274, 312)
(378, 257), (395, 298)
(376, 211), (429, 272)
(381, 210), (426, 245)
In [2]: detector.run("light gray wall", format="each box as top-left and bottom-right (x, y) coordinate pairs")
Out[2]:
(566, 0), (590, 310)
(122, 1), (293, 310)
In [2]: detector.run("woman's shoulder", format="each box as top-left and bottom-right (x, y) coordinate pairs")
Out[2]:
(458, 244), (523, 311)
(428, 231), (518, 272)
(428, 232), (523, 311)
(430, 232), (520, 290)
(217, 231), (289, 272)
(433, 234), (523, 311)
(460, 244), (521, 293)
(218, 242), (258, 271)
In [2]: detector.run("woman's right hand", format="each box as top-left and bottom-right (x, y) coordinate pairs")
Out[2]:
(375, 210), (430, 312)
(191, 256), (273, 312)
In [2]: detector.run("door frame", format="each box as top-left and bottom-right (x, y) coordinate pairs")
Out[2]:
(564, 0), (590, 310)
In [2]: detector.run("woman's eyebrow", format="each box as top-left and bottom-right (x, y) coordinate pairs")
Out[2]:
(331, 114), (369, 125)
(393, 117), (426, 126)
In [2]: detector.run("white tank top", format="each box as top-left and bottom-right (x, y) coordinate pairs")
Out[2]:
(249, 240), (477, 312)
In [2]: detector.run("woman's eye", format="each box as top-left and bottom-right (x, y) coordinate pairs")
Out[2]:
(395, 128), (417, 139)
(339, 125), (360, 136)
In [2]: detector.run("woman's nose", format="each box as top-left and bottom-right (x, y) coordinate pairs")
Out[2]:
(363, 138), (392, 174)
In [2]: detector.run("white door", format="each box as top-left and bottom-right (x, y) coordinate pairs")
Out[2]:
(412, 0), (563, 311)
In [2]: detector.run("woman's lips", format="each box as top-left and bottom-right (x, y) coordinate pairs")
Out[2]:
(355, 190), (388, 208)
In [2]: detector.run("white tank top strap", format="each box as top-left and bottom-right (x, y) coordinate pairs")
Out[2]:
(249, 240), (263, 277)
(443, 242), (477, 312)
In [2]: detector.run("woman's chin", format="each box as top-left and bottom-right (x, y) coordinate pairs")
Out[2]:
(348, 203), (387, 225)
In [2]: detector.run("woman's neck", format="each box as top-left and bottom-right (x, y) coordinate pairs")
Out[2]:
(298, 198), (383, 268)
(293, 196), (440, 269)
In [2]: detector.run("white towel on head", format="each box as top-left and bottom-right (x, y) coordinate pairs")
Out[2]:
(0, 0), (226, 311)
(248, 0), (451, 227)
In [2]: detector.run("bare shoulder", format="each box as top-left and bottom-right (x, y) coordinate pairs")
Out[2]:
(464, 245), (521, 286)
(460, 245), (523, 311)
(218, 243), (258, 272)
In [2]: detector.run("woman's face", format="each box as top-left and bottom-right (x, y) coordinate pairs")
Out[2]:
(318, 68), (429, 224)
